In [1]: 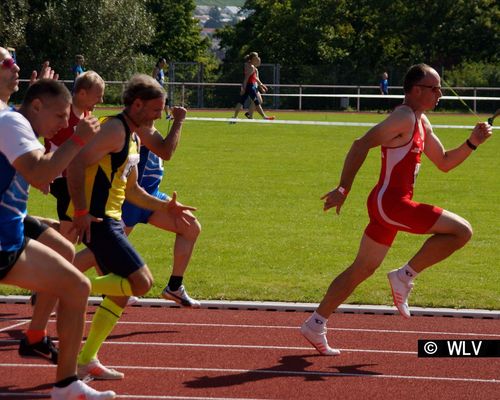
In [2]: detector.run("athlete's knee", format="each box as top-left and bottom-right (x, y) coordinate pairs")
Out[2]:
(455, 219), (473, 247)
(130, 268), (154, 296)
(185, 218), (201, 241)
(59, 272), (91, 307)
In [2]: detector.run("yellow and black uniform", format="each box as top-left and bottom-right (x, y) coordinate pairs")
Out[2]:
(76, 113), (144, 277)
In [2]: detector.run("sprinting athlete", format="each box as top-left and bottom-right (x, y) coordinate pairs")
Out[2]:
(0, 76), (113, 399)
(122, 106), (201, 307)
(66, 74), (196, 380)
(301, 63), (492, 356)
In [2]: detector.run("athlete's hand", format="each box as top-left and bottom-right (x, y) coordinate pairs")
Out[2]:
(70, 213), (102, 244)
(240, 86), (245, 96)
(29, 61), (59, 85)
(469, 122), (493, 147)
(321, 188), (347, 215)
(74, 116), (100, 144)
(171, 106), (187, 122)
(164, 191), (197, 229)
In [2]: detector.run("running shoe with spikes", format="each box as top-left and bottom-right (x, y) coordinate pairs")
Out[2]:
(300, 322), (340, 356)
(388, 269), (413, 319)
(19, 335), (58, 364)
(264, 116), (275, 120)
(51, 380), (116, 400)
(78, 359), (124, 380)
(162, 285), (201, 308)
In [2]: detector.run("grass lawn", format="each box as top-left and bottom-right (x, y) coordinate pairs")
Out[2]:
(2, 110), (498, 310)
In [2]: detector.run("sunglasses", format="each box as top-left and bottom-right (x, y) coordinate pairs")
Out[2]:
(415, 84), (442, 92)
(0, 58), (16, 70)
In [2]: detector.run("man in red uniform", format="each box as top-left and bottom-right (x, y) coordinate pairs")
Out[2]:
(45, 70), (105, 242)
(301, 63), (492, 356)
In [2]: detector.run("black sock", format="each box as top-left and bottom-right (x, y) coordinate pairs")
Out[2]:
(54, 375), (78, 388)
(168, 275), (183, 291)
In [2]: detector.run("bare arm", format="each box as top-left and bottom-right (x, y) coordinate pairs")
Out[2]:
(423, 116), (492, 172)
(125, 167), (196, 229)
(135, 107), (186, 161)
(322, 107), (415, 214)
(12, 116), (99, 190)
(66, 118), (124, 242)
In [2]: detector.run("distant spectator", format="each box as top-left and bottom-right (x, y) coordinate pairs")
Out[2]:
(379, 71), (389, 95)
(72, 55), (85, 80)
(152, 57), (171, 119)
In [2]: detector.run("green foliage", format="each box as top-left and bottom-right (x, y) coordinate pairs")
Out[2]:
(0, 0), (29, 48)
(15, 0), (154, 82)
(445, 61), (500, 87)
(144, 0), (211, 62)
(218, 0), (499, 85)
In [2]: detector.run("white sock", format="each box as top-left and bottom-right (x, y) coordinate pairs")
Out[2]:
(397, 264), (418, 284)
(307, 311), (328, 332)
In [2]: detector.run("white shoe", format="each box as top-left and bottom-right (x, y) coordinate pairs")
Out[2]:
(162, 285), (201, 308)
(388, 269), (413, 318)
(300, 321), (340, 356)
(51, 380), (116, 399)
(78, 358), (124, 380)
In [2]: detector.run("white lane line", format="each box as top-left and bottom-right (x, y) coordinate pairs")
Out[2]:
(0, 363), (497, 384)
(2, 318), (499, 337)
(185, 117), (499, 130)
(0, 320), (29, 333)
(0, 339), (415, 355)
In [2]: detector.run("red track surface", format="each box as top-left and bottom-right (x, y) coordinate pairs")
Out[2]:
(0, 303), (499, 399)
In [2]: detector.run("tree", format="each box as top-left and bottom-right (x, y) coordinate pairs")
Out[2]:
(0, 0), (29, 49)
(145, 0), (211, 62)
(19, 0), (154, 81)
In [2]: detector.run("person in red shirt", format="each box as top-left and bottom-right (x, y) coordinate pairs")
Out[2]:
(231, 52), (274, 121)
(45, 70), (105, 242)
(301, 63), (492, 356)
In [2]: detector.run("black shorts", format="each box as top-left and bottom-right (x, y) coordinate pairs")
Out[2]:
(49, 177), (71, 221)
(23, 215), (49, 240)
(84, 217), (144, 278)
(0, 237), (28, 280)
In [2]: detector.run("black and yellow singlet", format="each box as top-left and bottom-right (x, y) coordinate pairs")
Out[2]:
(67, 113), (140, 221)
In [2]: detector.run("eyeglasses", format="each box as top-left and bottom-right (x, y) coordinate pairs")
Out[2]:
(0, 58), (16, 70)
(415, 84), (442, 92)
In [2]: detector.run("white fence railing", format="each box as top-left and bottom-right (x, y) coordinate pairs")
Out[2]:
(18, 80), (500, 112)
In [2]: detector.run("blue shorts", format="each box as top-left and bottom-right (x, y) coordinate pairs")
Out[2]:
(84, 217), (145, 278)
(121, 191), (169, 227)
(239, 83), (260, 106)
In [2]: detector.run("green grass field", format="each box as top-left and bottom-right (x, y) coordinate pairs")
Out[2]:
(2, 111), (498, 309)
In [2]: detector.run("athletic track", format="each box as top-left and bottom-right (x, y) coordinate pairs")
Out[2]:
(0, 302), (498, 399)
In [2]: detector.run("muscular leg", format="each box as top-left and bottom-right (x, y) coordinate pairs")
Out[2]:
(408, 209), (472, 273)
(28, 227), (75, 332)
(316, 234), (391, 318)
(146, 209), (201, 277)
(3, 240), (90, 381)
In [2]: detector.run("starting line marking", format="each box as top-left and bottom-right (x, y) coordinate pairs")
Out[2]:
(0, 363), (497, 385)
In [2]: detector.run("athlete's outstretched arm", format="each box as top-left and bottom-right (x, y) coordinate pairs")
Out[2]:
(423, 116), (492, 172)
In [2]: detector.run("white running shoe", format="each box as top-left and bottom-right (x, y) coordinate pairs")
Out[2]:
(51, 380), (116, 399)
(78, 359), (124, 380)
(388, 269), (413, 319)
(300, 322), (340, 356)
(162, 285), (201, 308)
